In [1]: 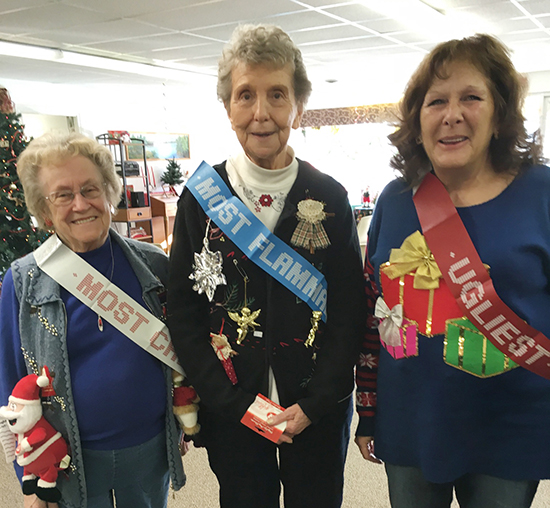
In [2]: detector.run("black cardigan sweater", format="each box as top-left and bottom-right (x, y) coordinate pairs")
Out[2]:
(167, 159), (366, 424)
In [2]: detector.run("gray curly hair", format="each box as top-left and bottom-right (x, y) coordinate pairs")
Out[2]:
(17, 132), (122, 230)
(217, 24), (312, 108)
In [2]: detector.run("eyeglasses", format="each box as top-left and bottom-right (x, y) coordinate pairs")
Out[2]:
(44, 183), (107, 206)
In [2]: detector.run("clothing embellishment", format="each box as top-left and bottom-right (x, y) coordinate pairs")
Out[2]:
(228, 307), (261, 345)
(189, 219), (227, 302)
(382, 230), (441, 289)
(241, 186), (286, 213)
(443, 318), (519, 378)
(228, 259), (261, 344)
(305, 311), (323, 347)
(291, 199), (331, 254)
(259, 194), (273, 207)
(210, 322), (239, 384)
(380, 319), (419, 360)
(374, 298), (403, 347)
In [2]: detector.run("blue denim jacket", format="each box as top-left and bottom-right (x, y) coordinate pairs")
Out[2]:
(1, 230), (185, 508)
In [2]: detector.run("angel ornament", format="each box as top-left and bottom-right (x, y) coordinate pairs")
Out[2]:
(228, 307), (261, 345)
(189, 219), (227, 301)
(228, 259), (261, 345)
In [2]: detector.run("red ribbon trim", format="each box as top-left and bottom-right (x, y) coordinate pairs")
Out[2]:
(413, 173), (550, 379)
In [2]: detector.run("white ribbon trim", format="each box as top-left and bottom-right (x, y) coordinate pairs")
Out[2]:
(33, 235), (183, 374)
(16, 432), (61, 467)
(374, 297), (403, 347)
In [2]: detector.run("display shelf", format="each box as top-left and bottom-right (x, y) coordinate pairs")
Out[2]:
(96, 133), (152, 242)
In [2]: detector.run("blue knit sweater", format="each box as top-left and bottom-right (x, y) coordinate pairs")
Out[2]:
(356, 165), (550, 482)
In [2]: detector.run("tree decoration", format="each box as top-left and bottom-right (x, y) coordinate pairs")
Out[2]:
(161, 158), (186, 196)
(0, 87), (49, 279)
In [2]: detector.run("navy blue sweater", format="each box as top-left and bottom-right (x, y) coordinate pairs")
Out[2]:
(357, 165), (550, 482)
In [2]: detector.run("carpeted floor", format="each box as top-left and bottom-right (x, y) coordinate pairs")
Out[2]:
(1, 417), (549, 507)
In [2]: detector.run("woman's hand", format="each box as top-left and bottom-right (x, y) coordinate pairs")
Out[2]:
(23, 495), (59, 508)
(355, 435), (382, 464)
(267, 403), (312, 444)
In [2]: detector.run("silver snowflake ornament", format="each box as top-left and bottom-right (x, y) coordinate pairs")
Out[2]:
(189, 241), (227, 302)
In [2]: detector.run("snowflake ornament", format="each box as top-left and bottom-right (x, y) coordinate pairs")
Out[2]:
(189, 233), (227, 302)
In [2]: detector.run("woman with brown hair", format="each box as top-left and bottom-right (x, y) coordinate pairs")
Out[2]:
(355, 34), (549, 507)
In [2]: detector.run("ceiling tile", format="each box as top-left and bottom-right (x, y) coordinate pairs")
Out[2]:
(385, 31), (432, 44)
(134, 0), (304, 32)
(440, 0), (511, 7)
(62, 0), (206, 19)
(301, 34), (394, 50)
(85, 33), (208, 55)
(293, 0), (358, 7)
(358, 17), (409, 34)
(0, 0), (57, 13)
(499, 30), (550, 43)
(149, 43), (224, 61)
(537, 13), (550, 27)
(0, 3), (111, 35)
(186, 23), (240, 41)
(460, 2), (529, 21)
(498, 17), (543, 32)
(266, 9), (345, 32)
(290, 24), (374, 44)
(518, 0), (550, 16)
(321, 3), (383, 23)
(30, 19), (174, 46)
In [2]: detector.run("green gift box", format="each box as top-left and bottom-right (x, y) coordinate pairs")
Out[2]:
(444, 318), (518, 378)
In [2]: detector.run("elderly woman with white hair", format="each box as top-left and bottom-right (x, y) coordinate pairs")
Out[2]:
(0, 133), (185, 508)
(167, 24), (366, 508)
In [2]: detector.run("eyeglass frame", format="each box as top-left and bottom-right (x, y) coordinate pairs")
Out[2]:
(43, 181), (108, 207)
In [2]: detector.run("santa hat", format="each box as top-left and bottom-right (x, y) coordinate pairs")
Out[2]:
(9, 372), (50, 406)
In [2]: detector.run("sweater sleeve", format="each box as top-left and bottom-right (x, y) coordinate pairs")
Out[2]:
(167, 190), (255, 422)
(0, 268), (28, 481)
(355, 249), (380, 437)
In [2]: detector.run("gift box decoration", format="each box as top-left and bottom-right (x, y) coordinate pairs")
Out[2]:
(380, 319), (419, 360)
(380, 231), (463, 336)
(444, 317), (518, 378)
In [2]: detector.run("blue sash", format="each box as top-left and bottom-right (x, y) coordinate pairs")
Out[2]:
(186, 161), (328, 321)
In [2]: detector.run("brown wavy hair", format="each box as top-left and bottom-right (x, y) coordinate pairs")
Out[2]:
(389, 34), (545, 186)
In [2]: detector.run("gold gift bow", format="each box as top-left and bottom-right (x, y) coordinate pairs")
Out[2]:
(381, 231), (442, 290)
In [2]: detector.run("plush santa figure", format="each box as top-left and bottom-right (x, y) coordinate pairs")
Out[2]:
(172, 371), (200, 436)
(0, 369), (70, 503)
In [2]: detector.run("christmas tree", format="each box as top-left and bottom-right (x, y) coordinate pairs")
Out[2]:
(0, 87), (49, 279)
(161, 158), (186, 196)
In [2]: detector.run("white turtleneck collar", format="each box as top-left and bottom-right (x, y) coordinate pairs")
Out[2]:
(226, 149), (299, 232)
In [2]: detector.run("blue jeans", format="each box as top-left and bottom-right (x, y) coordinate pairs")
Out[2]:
(385, 464), (539, 508)
(81, 431), (170, 508)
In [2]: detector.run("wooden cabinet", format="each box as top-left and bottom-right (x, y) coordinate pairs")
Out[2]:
(112, 207), (151, 222)
(151, 195), (178, 250)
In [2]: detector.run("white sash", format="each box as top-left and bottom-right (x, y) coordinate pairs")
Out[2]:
(33, 235), (183, 374)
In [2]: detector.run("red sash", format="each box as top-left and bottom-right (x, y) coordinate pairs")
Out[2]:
(413, 172), (550, 379)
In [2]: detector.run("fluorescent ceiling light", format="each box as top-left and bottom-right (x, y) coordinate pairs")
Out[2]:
(0, 40), (63, 61)
(0, 40), (209, 81)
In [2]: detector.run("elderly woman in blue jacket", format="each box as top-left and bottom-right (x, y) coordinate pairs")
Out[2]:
(0, 133), (185, 508)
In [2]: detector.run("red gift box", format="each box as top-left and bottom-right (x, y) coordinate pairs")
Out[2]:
(380, 269), (462, 336)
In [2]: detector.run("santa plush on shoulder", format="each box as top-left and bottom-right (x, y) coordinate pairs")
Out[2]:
(0, 367), (70, 503)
